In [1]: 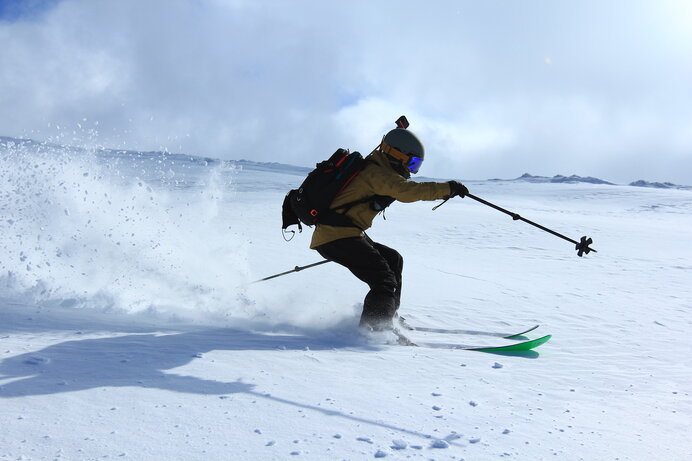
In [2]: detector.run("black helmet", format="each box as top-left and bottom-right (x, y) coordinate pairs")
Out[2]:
(380, 128), (425, 174)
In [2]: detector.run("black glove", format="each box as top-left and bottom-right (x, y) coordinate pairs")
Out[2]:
(448, 180), (469, 198)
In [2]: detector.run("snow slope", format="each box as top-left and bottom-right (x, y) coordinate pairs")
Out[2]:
(1, 140), (690, 460)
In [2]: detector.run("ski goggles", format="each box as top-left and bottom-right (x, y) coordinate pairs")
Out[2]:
(380, 141), (424, 174)
(406, 156), (423, 174)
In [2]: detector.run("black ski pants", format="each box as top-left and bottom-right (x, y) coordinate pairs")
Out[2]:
(315, 235), (403, 327)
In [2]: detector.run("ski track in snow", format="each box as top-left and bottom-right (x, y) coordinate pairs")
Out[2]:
(1, 140), (691, 460)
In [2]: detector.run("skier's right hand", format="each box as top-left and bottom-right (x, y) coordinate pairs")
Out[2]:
(448, 180), (469, 198)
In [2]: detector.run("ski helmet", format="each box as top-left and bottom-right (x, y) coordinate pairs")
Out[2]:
(380, 128), (425, 174)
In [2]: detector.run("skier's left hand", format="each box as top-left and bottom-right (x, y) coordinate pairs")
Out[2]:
(448, 180), (469, 198)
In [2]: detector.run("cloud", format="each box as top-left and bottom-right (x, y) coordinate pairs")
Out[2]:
(1, 0), (691, 184)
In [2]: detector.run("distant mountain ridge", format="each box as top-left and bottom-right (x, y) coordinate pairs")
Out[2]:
(507, 173), (615, 185)
(0, 136), (688, 188)
(628, 180), (691, 190)
(491, 173), (689, 189)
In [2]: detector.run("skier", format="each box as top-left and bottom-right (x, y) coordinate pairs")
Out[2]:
(310, 125), (469, 331)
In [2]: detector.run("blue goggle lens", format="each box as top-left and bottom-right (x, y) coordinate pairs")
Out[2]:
(406, 156), (423, 174)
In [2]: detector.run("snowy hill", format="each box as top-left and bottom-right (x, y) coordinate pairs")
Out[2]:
(1, 138), (691, 460)
(4, 136), (690, 187)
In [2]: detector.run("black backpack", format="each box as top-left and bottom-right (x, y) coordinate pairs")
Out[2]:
(282, 148), (368, 235)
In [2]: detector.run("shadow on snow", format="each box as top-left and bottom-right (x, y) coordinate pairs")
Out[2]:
(0, 327), (450, 443)
(0, 328), (367, 398)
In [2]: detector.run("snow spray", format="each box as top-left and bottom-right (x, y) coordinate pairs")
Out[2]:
(0, 137), (253, 323)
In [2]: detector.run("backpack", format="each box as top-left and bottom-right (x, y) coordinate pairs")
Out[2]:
(282, 148), (368, 235)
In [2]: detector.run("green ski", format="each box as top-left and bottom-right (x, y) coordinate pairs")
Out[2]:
(392, 330), (552, 353)
(464, 334), (552, 352)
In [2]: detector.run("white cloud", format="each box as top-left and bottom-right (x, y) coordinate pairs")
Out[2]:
(1, 0), (691, 184)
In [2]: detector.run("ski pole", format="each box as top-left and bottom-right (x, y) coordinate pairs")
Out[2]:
(434, 193), (596, 257)
(252, 259), (331, 283)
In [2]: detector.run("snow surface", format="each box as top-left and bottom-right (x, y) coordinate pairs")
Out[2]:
(1, 140), (691, 460)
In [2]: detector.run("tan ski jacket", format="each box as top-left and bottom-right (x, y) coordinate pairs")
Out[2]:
(310, 149), (452, 248)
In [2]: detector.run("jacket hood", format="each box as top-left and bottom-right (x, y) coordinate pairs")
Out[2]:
(369, 149), (411, 179)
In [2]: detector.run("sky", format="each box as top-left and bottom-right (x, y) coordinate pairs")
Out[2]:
(1, 0), (691, 184)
